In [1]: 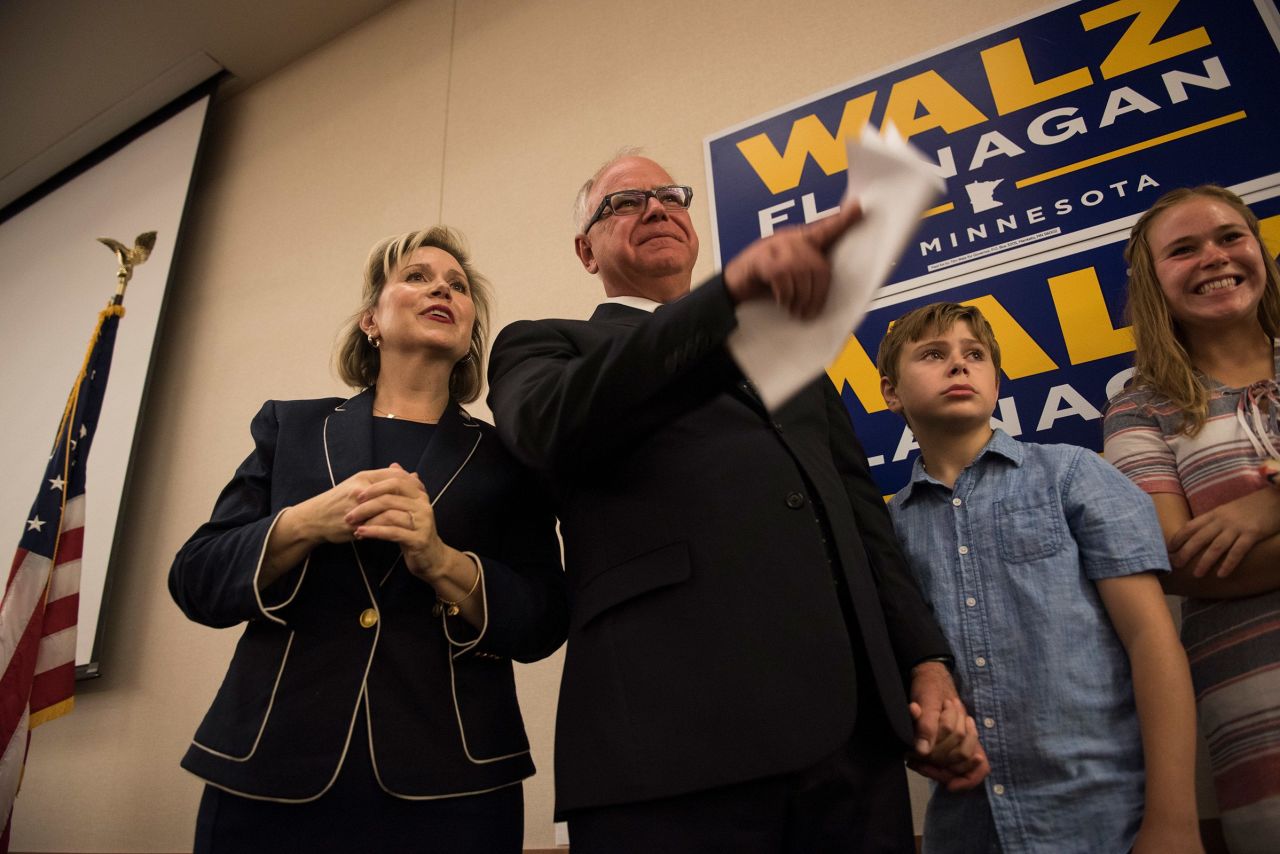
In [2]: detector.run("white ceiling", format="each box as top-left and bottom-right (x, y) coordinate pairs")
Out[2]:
(0, 0), (403, 210)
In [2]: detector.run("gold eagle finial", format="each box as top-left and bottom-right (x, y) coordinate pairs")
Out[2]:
(97, 232), (157, 300)
(97, 232), (156, 269)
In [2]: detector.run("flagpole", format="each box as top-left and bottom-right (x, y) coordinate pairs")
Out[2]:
(0, 231), (157, 853)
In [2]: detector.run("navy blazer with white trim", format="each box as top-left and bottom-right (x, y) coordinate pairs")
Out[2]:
(170, 390), (568, 802)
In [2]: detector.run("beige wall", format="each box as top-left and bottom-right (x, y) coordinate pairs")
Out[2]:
(12, 0), (1063, 849)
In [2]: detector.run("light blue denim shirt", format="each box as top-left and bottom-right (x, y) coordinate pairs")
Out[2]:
(888, 429), (1170, 854)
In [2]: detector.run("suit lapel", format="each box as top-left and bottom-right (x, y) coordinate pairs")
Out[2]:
(323, 388), (375, 486)
(415, 401), (482, 508)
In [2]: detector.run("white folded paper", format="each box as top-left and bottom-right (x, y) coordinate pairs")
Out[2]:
(726, 124), (946, 411)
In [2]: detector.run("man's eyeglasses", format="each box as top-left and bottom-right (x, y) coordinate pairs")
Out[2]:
(583, 185), (694, 233)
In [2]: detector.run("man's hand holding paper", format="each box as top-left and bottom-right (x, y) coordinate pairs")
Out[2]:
(723, 202), (862, 319)
(727, 124), (946, 410)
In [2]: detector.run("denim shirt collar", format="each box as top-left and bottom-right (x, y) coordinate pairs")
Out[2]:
(899, 428), (1023, 504)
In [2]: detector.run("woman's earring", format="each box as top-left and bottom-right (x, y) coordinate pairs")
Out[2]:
(367, 333), (380, 349)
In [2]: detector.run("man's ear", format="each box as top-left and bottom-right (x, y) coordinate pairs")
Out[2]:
(574, 234), (599, 274)
(881, 375), (903, 415)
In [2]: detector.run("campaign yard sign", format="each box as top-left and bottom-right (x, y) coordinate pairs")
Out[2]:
(705, 0), (1280, 493)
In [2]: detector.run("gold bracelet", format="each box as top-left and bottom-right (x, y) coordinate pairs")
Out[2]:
(433, 553), (482, 617)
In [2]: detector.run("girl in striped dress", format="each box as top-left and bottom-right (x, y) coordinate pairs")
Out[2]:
(1103, 185), (1280, 853)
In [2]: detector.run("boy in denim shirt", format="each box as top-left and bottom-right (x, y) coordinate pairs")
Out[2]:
(876, 302), (1200, 854)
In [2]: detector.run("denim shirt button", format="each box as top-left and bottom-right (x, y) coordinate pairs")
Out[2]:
(983, 717), (996, 728)
(993, 784), (1006, 796)
(975, 656), (987, 667)
(965, 597), (977, 607)
(952, 497), (962, 506)
(958, 545), (970, 555)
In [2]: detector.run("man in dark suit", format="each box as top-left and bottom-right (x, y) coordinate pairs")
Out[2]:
(487, 154), (986, 852)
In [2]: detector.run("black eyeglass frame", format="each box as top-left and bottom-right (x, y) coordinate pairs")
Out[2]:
(582, 185), (694, 233)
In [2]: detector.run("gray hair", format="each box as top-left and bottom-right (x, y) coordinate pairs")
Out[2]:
(573, 146), (646, 233)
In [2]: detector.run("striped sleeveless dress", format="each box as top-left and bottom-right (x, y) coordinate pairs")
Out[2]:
(1104, 345), (1280, 853)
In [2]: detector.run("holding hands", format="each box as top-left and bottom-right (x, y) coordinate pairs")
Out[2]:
(907, 661), (989, 792)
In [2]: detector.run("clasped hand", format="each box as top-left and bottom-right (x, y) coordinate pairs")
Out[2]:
(295, 463), (449, 581)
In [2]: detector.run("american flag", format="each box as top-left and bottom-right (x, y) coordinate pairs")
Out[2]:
(0, 299), (125, 849)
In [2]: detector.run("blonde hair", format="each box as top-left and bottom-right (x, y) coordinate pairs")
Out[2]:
(335, 226), (492, 403)
(876, 302), (1002, 385)
(1123, 185), (1280, 434)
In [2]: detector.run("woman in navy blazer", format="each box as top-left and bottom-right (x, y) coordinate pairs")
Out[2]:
(170, 227), (568, 853)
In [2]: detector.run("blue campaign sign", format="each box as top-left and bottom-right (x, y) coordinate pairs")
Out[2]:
(705, 0), (1280, 290)
(843, 191), (1280, 496)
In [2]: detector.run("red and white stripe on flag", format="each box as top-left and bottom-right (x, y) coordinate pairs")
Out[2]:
(0, 495), (82, 835)
(32, 494), (82, 724)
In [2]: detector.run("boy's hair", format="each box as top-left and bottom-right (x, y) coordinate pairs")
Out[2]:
(876, 302), (1002, 385)
(1122, 184), (1280, 435)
